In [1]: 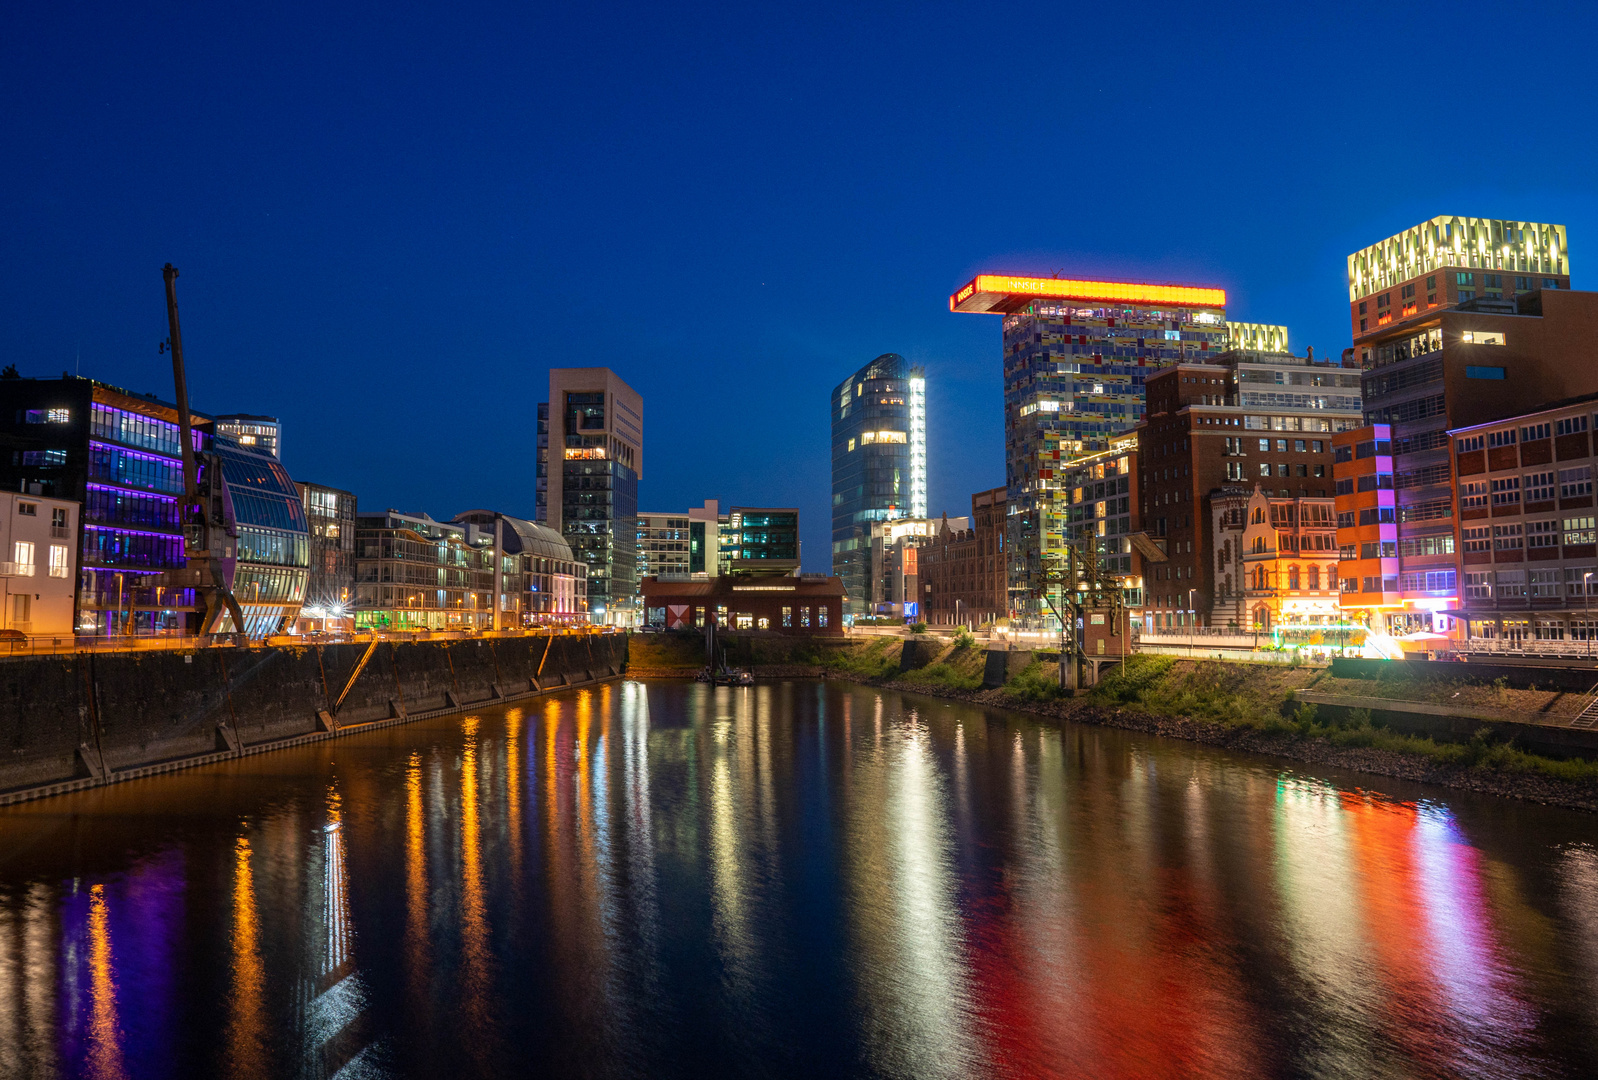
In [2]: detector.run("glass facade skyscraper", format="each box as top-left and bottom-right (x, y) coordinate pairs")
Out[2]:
(831, 353), (926, 616)
(540, 368), (643, 626)
(951, 275), (1229, 626)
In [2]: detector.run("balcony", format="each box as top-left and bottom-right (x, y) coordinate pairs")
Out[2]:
(50, 525), (70, 539)
(0, 562), (36, 577)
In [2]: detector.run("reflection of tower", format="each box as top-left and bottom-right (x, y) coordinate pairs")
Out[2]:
(296, 783), (374, 1078)
(226, 836), (268, 1080)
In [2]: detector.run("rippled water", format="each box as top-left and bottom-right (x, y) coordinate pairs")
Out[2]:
(3, 680), (1598, 1078)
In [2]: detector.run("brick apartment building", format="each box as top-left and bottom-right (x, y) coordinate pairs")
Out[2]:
(921, 486), (1007, 627)
(1211, 486), (1340, 632)
(1136, 349), (1361, 629)
(1451, 394), (1598, 646)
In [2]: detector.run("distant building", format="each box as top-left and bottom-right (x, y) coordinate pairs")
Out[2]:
(453, 510), (589, 627)
(864, 515), (965, 620)
(0, 491), (77, 637)
(295, 481), (357, 634)
(640, 573), (845, 635)
(539, 368), (643, 626)
(213, 414), (281, 460)
(831, 354), (926, 614)
(726, 507), (799, 575)
(637, 510), (692, 581)
(921, 487), (1008, 627)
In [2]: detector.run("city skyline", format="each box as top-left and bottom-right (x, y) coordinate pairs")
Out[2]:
(4, 2), (1598, 572)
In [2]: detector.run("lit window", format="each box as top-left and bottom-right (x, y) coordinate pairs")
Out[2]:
(1461, 330), (1506, 345)
(12, 540), (35, 574)
(48, 545), (69, 577)
(781, 606), (792, 627)
(47, 408), (70, 423)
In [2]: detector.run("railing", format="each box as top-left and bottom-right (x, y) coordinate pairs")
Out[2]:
(50, 525), (70, 539)
(47, 565), (70, 578)
(0, 624), (616, 658)
(1455, 638), (1598, 659)
(0, 562), (36, 576)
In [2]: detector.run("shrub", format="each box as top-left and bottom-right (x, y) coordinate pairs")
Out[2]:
(1004, 660), (1063, 703)
(909, 622), (928, 634)
(952, 627), (975, 650)
(903, 661), (984, 692)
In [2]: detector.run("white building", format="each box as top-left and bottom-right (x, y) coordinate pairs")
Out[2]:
(867, 516), (968, 619)
(1, 492), (78, 638)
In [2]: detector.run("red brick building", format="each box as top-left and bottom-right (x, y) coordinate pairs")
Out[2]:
(1137, 349), (1361, 630)
(640, 574), (846, 635)
(921, 486), (1007, 627)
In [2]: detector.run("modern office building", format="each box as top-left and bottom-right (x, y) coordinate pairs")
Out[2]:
(1348, 217), (1569, 344)
(0, 491), (78, 637)
(1137, 349), (1362, 627)
(295, 481), (357, 634)
(638, 511), (692, 582)
(1352, 275), (1598, 633)
(1210, 485), (1340, 632)
(211, 434), (312, 637)
(831, 353), (926, 615)
(1226, 322), (1290, 353)
(949, 275), (1229, 626)
(0, 376), (201, 635)
(213, 415), (282, 460)
(353, 511), (495, 631)
(726, 507), (800, 574)
(921, 487), (1008, 627)
(453, 509), (589, 626)
(539, 368), (642, 626)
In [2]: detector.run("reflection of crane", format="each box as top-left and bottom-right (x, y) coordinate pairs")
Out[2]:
(162, 264), (246, 640)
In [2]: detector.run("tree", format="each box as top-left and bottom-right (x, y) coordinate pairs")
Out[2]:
(0, 364), (19, 379)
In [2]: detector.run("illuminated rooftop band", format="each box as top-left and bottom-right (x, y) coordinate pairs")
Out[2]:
(949, 274), (1226, 314)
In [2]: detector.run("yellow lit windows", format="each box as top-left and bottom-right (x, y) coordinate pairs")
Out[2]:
(1461, 331), (1506, 345)
(847, 438), (856, 452)
(858, 430), (906, 445)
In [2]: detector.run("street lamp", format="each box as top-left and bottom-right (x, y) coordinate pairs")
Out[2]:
(1585, 572), (1592, 658)
(1188, 588), (1196, 657)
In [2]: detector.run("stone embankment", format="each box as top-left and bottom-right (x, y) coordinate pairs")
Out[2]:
(0, 632), (627, 805)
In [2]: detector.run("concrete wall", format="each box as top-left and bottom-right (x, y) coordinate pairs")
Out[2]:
(0, 633), (626, 797)
(1331, 656), (1598, 692)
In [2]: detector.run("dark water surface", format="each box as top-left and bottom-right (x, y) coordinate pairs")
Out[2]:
(3, 680), (1598, 1079)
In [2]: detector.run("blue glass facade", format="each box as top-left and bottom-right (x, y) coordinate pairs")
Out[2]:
(213, 436), (310, 637)
(831, 354), (925, 615)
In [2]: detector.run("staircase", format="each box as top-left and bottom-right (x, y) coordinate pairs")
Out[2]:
(1571, 682), (1598, 729)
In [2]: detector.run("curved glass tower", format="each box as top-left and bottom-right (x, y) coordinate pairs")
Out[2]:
(830, 353), (926, 616)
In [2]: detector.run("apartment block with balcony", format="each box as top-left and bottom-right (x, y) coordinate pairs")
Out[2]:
(1452, 395), (1598, 649)
(0, 491), (77, 637)
(1211, 485), (1340, 633)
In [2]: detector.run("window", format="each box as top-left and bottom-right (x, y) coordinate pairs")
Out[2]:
(1564, 517), (1596, 546)
(1358, 507), (1396, 525)
(781, 606), (792, 627)
(1400, 501), (1452, 522)
(17, 502), (36, 517)
(1493, 524), (1523, 550)
(1567, 568), (1598, 596)
(1527, 520), (1558, 548)
(1557, 415), (1588, 436)
(1525, 472), (1555, 502)
(1337, 511), (1356, 528)
(818, 606), (828, 628)
(1456, 272), (1475, 286)
(847, 438), (855, 452)
(1427, 276), (1436, 290)
(47, 544), (69, 578)
(1457, 435), (1484, 453)
(1334, 444), (1353, 463)
(1314, 465), (1326, 477)
(1276, 464), (1289, 477)
(1461, 526), (1491, 552)
(1463, 331), (1507, 346)
(1341, 576), (1359, 593)
(1490, 477), (1520, 506)
(1401, 535), (1455, 557)
(1495, 570), (1526, 598)
(1259, 463), (1271, 477)
(1356, 473), (1393, 492)
(1487, 429), (1516, 448)
(1401, 569), (1457, 594)
(800, 606), (811, 628)
(1461, 481), (1488, 508)
(1466, 572), (1492, 599)
(1466, 366), (1506, 380)
(1521, 422), (1551, 443)
(1335, 478), (1354, 496)
(12, 540), (35, 574)
(1531, 569), (1562, 598)
(1312, 441), (1323, 453)
(1258, 438), (1270, 451)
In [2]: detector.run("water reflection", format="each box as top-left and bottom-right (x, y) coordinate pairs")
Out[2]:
(0, 680), (1594, 1078)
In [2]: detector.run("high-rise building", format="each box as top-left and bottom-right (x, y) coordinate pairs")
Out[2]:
(539, 368), (643, 626)
(831, 354), (926, 615)
(214, 414), (282, 460)
(637, 511), (692, 581)
(1347, 217), (1569, 344)
(1350, 216), (1598, 638)
(950, 274), (1229, 626)
(864, 515), (966, 619)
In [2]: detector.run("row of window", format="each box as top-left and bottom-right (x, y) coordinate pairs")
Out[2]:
(1461, 467), (1592, 507)
(1465, 568), (1593, 599)
(1461, 517), (1597, 551)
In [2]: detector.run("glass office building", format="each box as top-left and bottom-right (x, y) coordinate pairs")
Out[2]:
(540, 369), (643, 626)
(951, 275), (1229, 626)
(211, 435), (310, 637)
(831, 353), (926, 615)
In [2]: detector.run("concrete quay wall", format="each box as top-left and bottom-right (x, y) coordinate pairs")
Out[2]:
(0, 633), (627, 802)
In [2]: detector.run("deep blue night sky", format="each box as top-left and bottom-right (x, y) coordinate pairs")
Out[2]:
(4, 1), (1596, 570)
